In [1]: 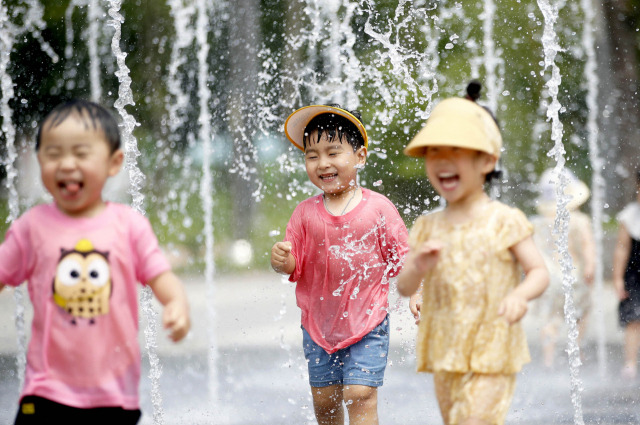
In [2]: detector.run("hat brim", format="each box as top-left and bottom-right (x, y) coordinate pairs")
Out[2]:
(284, 105), (368, 151)
(403, 98), (502, 159)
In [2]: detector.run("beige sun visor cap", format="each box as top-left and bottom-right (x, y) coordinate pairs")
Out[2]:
(284, 105), (368, 152)
(403, 98), (502, 159)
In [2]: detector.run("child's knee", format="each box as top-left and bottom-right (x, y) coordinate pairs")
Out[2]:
(343, 385), (377, 407)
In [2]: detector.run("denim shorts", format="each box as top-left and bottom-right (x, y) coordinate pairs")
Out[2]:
(301, 315), (389, 388)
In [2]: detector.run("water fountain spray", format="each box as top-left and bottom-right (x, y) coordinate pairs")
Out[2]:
(580, 0), (608, 379)
(537, 0), (585, 423)
(106, 1), (165, 423)
(194, 0), (219, 408)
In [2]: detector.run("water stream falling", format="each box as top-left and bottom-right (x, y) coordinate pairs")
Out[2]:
(194, 0), (219, 408)
(1, 1), (634, 424)
(580, 0), (608, 378)
(106, 1), (165, 423)
(537, 0), (585, 423)
(0, 2), (25, 389)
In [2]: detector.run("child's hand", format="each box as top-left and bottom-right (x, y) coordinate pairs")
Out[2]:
(271, 241), (293, 274)
(498, 292), (528, 324)
(613, 277), (628, 300)
(162, 298), (191, 342)
(413, 240), (443, 274)
(397, 240), (442, 297)
(409, 293), (422, 324)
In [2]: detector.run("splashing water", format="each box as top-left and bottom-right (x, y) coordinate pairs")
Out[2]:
(87, 0), (103, 102)
(106, 1), (165, 423)
(194, 0), (219, 408)
(0, 1), (631, 423)
(580, 0), (607, 379)
(537, 0), (585, 424)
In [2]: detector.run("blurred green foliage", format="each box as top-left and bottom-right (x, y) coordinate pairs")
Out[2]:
(0, 0), (627, 271)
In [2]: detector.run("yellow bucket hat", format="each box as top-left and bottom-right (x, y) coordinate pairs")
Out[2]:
(404, 97), (502, 159)
(284, 105), (368, 152)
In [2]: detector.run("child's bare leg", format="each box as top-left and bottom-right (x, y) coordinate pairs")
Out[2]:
(623, 321), (640, 377)
(343, 385), (378, 425)
(541, 322), (558, 368)
(311, 385), (344, 425)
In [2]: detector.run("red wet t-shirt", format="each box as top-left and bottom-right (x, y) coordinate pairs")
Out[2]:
(285, 188), (408, 353)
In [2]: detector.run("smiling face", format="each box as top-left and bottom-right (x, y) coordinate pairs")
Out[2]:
(304, 130), (367, 197)
(37, 113), (124, 218)
(424, 145), (497, 206)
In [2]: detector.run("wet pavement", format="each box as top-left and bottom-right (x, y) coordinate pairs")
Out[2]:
(1, 271), (638, 424)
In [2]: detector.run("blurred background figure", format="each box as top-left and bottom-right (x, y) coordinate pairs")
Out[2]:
(612, 171), (640, 380)
(531, 168), (595, 369)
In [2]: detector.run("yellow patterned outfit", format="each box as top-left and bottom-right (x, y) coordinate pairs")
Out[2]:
(409, 201), (533, 425)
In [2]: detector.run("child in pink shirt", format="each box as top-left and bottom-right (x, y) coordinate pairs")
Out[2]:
(0, 99), (190, 424)
(271, 105), (408, 425)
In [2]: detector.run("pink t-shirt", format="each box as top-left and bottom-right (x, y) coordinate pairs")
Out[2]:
(0, 202), (170, 410)
(286, 188), (408, 354)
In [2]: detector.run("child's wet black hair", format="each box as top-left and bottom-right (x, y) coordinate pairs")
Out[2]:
(302, 104), (365, 152)
(36, 99), (121, 153)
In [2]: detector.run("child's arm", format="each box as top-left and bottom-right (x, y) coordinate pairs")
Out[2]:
(271, 241), (295, 275)
(612, 224), (631, 300)
(581, 218), (596, 285)
(397, 240), (443, 297)
(147, 271), (191, 342)
(499, 235), (549, 324)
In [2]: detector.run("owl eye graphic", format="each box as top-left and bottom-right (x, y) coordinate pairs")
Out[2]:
(56, 258), (83, 286)
(87, 258), (110, 287)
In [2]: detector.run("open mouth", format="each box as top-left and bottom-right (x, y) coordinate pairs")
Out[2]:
(319, 173), (338, 182)
(58, 180), (83, 197)
(438, 172), (459, 191)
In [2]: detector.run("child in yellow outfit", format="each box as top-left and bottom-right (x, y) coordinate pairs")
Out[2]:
(397, 82), (549, 425)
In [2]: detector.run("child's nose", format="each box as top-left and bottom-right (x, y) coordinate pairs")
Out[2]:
(59, 155), (78, 169)
(318, 154), (331, 168)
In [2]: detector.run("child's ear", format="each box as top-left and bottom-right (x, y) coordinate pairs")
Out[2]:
(481, 152), (498, 174)
(109, 149), (125, 177)
(356, 146), (367, 166)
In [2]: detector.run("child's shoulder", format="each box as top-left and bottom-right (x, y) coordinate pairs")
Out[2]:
(361, 188), (401, 212)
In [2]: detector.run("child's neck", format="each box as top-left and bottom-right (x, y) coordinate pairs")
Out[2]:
(323, 186), (361, 216)
(444, 191), (491, 224)
(56, 200), (108, 218)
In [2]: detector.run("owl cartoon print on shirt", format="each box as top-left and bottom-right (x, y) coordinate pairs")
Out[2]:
(52, 239), (112, 324)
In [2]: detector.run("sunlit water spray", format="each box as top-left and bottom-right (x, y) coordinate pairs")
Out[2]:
(106, 1), (165, 423)
(580, 0), (607, 378)
(537, 0), (585, 423)
(0, 0), (627, 423)
(194, 0), (219, 409)
(0, 2), (26, 388)
(2, 0), (61, 390)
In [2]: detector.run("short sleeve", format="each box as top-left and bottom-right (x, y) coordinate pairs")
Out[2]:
(618, 203), (640, 240)
(129, 211), (171, 284)
(495, 207), (533, 253)
(0, 220), (30, 286)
